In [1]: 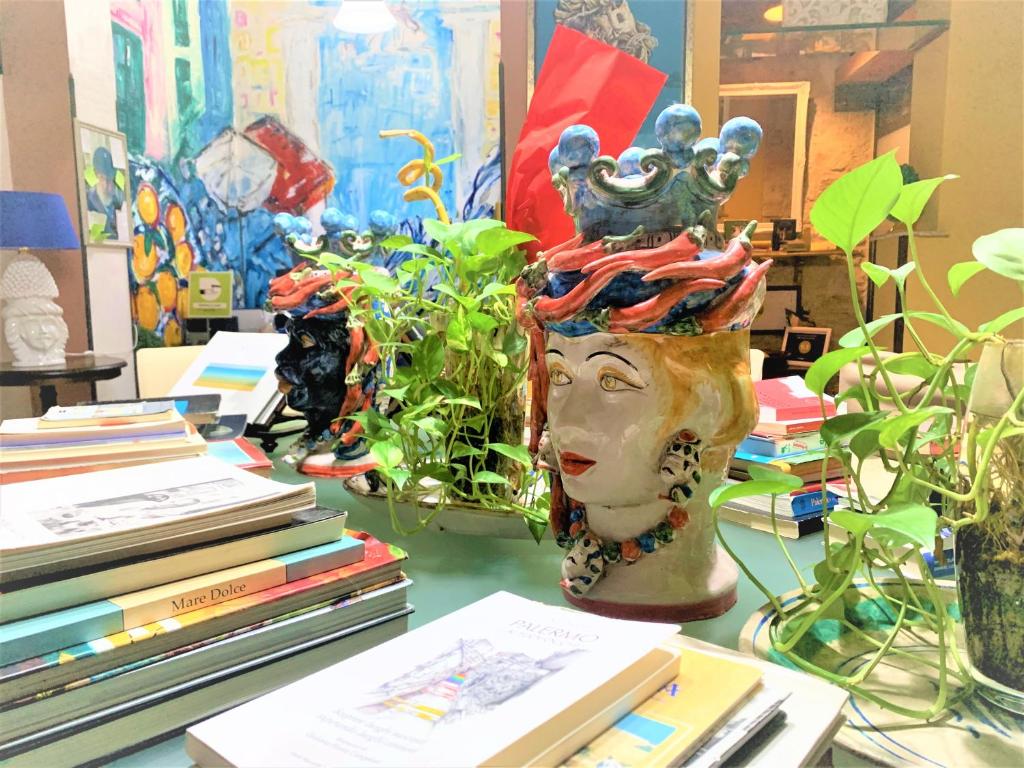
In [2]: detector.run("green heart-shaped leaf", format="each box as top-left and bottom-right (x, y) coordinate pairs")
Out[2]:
(810, 153), (903, 255)
(972, 228), (1024, 281)
(877, 406), (954, 449)
(488, 442), (532, 467)
(747, 464), (805, 491)
(805, 346), (873, 396)
(890, 175), (957, 225)
(473, 470), (510, 486)
(947, 261), (987, 297)
(870, 503), (937, 548)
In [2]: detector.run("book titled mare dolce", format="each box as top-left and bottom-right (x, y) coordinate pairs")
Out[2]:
(0, 532), (406, 706)
(186, 592), (682, 768)
(0, 536), (366, 665)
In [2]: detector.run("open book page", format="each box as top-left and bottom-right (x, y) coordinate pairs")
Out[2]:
(168, 332), (287, 422)
(0, 457), (309, 552)
(187, 592), (680, 767)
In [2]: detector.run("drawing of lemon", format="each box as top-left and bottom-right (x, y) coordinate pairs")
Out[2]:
(164, 318), (183, 346)
(137, 184), (160, 226)
(165, 202), (187, 243)
(135, 286), (159, 331)
(133, 233), (158, 281)
(156, 270), (178, 312)
(174, 241), (194, 276)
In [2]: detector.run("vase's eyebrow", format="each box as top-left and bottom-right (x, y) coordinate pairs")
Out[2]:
(545, 348), (565, 357)
(585, 350), (638, 372)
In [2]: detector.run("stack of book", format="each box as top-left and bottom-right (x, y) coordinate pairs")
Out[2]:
(723, 376), (842, 538)
(185, 593), (848, 768)
(0, 401), (207, 483)
(0, 457), (411, 765)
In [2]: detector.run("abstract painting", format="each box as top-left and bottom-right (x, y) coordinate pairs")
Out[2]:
(532, 0), (686, 149)
(110, 0), (501, 346)
(74, 120), (132, 247)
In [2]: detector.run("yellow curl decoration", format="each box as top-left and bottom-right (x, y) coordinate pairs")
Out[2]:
(379, 129), (450, 224)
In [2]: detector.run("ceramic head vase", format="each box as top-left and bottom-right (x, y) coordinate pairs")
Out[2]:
(517, 104), (769, 622)
(0, 254), (69, 367)
(267, 263), (379, 478)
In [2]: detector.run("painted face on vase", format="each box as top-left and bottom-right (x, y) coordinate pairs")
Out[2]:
(545, 331), (754, 506)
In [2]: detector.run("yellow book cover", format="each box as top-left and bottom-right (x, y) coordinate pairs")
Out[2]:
(110, 560), (286, 627)
(562, 647), (762, 768)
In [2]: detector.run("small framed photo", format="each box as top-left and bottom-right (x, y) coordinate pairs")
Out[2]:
(771, 218), (798, 251)
(782, 326), (832, 369)
(73, 120), (132, 247)
(752, 284), (802, 334)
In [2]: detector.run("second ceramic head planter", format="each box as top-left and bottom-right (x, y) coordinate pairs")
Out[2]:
(517, 104), (769, 622)
(267, 263), (380, 478)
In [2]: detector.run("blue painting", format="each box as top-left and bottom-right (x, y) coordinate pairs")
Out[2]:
(111, 0), (501, 344)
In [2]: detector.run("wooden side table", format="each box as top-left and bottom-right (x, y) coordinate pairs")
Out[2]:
(0, 353), (127, 413)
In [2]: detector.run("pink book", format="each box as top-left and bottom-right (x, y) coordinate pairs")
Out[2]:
(755, 376), (836, 423)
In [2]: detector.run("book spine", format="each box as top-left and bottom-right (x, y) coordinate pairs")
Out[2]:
(752, 419), (825, 437)
(0, 537), (364, 666)
(112, 561), (288, 628)
(740, 434), (825, 457)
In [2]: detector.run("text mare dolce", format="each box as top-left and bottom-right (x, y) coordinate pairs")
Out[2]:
(171, 582), (247, 612)
(507, 619), (600, 646)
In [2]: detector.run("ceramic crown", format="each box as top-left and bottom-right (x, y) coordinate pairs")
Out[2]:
(550, 104), (762, 241)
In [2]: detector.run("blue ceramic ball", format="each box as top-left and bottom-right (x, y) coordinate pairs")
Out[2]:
(719, 117), (762, 159)
(557, 125), (600, 169)
(617, 147), (645, 176)
(368, 209), (397, 236)
(655, 104), (702, 154)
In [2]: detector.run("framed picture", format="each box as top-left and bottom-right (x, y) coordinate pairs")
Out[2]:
(771, 218), (798, 251)
(529, 0), (688, 149)
(752, 284), (802, 334)
(187, 271), (234, 319)
(782, 326), (832, 369)
(73, 120), (132, 247)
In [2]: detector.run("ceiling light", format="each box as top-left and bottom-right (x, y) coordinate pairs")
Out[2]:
(333, 1), (397, 35)
(763, 4), (784, 24)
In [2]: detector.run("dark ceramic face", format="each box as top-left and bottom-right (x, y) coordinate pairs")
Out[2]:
(274, 313), (351, 435)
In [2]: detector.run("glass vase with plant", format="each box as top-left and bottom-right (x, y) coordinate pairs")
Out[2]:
(710, 152), (1024, 716)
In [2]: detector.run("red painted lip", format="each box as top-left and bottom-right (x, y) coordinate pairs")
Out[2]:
(559, 451), (596, 476)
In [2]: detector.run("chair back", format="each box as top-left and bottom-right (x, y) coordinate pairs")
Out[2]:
(748, 348), (766, 382)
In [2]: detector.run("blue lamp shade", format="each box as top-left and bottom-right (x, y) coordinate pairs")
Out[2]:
(0, 191), (81, 250)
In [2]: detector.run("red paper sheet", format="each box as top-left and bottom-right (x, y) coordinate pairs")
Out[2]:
(505, 25), (668, 257)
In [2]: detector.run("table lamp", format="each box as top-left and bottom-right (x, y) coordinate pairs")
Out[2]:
(0, 191), (81, 367)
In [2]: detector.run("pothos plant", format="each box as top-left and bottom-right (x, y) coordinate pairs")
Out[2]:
(303, 129), (547, 540)
(710, 152), (1024, 718)
(343, 218), (547, 540)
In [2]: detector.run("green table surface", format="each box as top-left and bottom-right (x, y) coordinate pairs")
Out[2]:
(106, 457), (827, 767)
